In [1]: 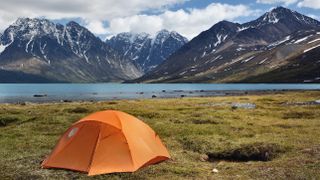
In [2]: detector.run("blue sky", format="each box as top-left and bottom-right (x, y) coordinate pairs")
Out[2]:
(168, 0), (320, 24)
(0, 0), (320, 39)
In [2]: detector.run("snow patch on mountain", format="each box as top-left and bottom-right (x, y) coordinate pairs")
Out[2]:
(237, 26), (251, 32)
(214, 34), (228, 47)
(241, 56), (255, 63)
(304, 44), (320, 53)
(263, 11), (279, 24)
(294, 35), (313, 44)
(236, 47), (245, 51)
(201, 51), (207, 58)
(269, 36), (291, 47)
(308, 38), (320, 44)
(258, 58), (268, 65)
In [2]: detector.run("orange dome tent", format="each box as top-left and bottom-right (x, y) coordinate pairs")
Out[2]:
(41, 110), (170, 176)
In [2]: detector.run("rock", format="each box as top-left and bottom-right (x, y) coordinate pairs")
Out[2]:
(162, 90), (166, 92)
(174, 90), (183, 92)
(283, 100), (320, 106)
(212, 168), (219, 173)
(231, 103), (256, 109)
(33, 94), (47, 97)
(61, 99), (72, 103)
(217, 161), (225, 166)
(180, 95), (186, 98)
(199, 154), (209, 162)
(152, 95), (157, 98)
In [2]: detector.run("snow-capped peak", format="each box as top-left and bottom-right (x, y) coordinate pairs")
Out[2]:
(240, 6), (320, 32)
(262, 6), (319, 26)
(113, 32), (150, 44)
(263, 11), (279, 24)
(152, 29), (188, 46)
(106, 29), (188, 72)
(155, 29), (170, 37)
(259, 7), (292, 25)
(12, 18), (58, 32)
(0, 17), (108, 63)
(4, 17), (63, 43)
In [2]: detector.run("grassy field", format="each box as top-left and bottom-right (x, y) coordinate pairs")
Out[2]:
(0, 91), (320, 179)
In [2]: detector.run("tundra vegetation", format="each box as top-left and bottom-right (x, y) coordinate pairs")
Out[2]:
(0, 91), (319, 179)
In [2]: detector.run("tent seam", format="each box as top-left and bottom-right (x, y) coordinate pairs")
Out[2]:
(113, 112), (136, 170)
(87, 122), (102, 174)
(79, 119), (121, 130)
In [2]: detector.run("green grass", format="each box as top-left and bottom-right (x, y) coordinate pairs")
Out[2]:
(0, 91), (320, 179)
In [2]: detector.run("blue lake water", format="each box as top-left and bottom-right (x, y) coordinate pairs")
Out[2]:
(0, 83), (319, 103)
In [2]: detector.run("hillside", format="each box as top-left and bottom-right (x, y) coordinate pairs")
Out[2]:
(136, 7), (320, 83)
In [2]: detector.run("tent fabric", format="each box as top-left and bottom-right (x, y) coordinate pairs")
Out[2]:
(41, 110), (170, 176)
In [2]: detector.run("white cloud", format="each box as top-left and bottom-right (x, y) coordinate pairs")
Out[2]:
(0, 1), (259, 39)
(85, 20), (108, 35)
(108, 15), (163, 36)
(298, 0), (320, 9)
(256, 0), (298, 5)
(108, 3), (258, 39)
(0, 0), (186, 33)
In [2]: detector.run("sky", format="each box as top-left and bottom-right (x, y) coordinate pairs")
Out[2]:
(0, 0), (320, 40)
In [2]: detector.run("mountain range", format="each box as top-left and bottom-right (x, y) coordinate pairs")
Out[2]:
(0, 18), (187, 82)
(1, 7), (320, 83)
(106, 30), (188, 73)
(136, 7), (320, 83)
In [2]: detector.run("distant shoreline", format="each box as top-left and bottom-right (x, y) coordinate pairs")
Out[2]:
(1, 89), (319, 104)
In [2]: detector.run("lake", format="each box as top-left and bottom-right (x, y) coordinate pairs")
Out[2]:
(0, 83), (320, 103)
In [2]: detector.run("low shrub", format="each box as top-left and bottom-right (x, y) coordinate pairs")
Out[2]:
(67, 107), (89, 113)
(282, 111), (315, 119)
(135, 111), (162, 119)
(192, 119), (219, 124)
(107, 101), (118, 105)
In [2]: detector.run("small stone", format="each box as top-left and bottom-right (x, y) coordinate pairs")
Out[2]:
(217, 161), (224, 166)
(199, 154), (209, 162)
(33, 94), (47, 97)
(212, 168), (219, 173)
